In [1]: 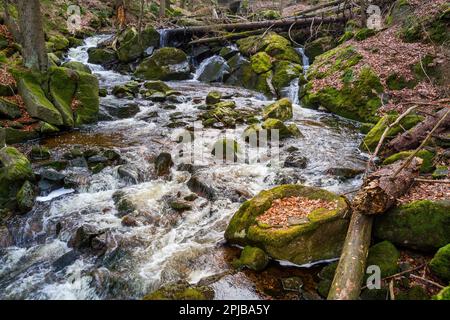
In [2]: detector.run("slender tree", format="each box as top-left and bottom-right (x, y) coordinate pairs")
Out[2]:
(159, 0), (166, 17)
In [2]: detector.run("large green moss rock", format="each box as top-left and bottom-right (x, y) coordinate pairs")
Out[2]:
(135, 47), (190, 81)
(362, 114), (423, 151)
(272, 61), (303, 95)
(116, 26), (160, 63)
(374, 200), (450, 252)
(48, 35), (70, 51)
(225, 185), (350, 265)
(303, 65), (382, 123)
(0, 127), (39, 144)
(366, 241), (400, 278)
(16, 180), (36, 213)
(0, 147), (34, 210)
(17, 72), (63, 126)
(143, 281), (214, 300)
(262, 98), (293, 121)
(429, 243), (450, 282)
(62, 61), (92, 74)
(250, 52), (272, 74)
(74, 71), (99, 125)
(87, 47), (117, 65)
(262, 118), (299, 139)
(237, 33), (290, 57)
(48, 67), (77, 127)
(232, 246), (269, 271)
(0, 97), (21, 119)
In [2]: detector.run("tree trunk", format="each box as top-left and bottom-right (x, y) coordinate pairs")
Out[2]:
(15, 0), (48, 72)
(2, 0), (21, 43)
(159, 0), (166, 17)
(385, 108), (450, 157)
(328, 157), (422, 300)
(360, 0), (368, 27)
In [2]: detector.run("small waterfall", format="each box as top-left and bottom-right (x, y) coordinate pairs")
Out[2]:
(194, 55), (230, 82)
(295, 47), (310, 74)
(159, 29), (170, 48)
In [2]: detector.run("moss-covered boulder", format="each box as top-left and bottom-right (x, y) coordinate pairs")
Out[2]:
(135, 47), (190, 81)
(429, 244), (450, 282)
(396, 286), (430, 300)
(366, 241), (400, 278)
(48, 35), (70, 51)
(432, 166), (449, 179)
(362, 114), (423, 151)
(62, 61), (92, 74)
(261, 118), (299, 139)
(382, 149), (435, 173)
(374, 200), (450, 252)
(17, 71), (63, 126)
(48, 67), (76, 127)
(0, 147), (34, 210)
(263, 98), (293, 121)
(232, 246), (269, 271)
(87, 47), (117, 65)
(16, 180), (36, 213)
(73, 71), (100, 125)
(225, 185), (350, 265)
(302, 45), (384, 123)
(112, 81), (140, 99)
(250, 52), (272, 74)
(116, 26), (160, 63)
(305, 36), (337, 62)
(0, 97), (21, 119)
(211, 138), (239, 160)
(272, 61), (303, 96)
(143, 281), (214, 300)
(206, 91), (221, 105)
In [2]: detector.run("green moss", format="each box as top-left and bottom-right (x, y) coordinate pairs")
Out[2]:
(135, 47), (190, 81)
(254, 70), (274, 97)
(232, 246), (269, 271)
(354, 28), (376, 41)
(366, 241), (400, 278)
(48, 67), (77, 127)
(16, 180), (36, 213)
(211, 138), (240, 159)
(396, 286), (429, 300)
(48, 35), (69, 51)
(305, 36), (337, 61)
(116, 26), (160, 63)
(429, 243), (450, 282)
(386, 73), (417, 90)
(432, 166), (449, 179)
(143, 282), (214, 300)
(272, 61), (302, 95)
(374, 200), (450, 252)
(237, 32), (290, 57)
(338, 31), (355, 44)
(382, 150), (435, 173)
(433, 286), (450, 300)
(87, 48), (117, 65)
(250, 52), (272, 74)
(263, 98), (293, 121)
(74, 71), (99, 125)
(205, 91), (222, 105)
(262, 118), (294, 139)
(304, 67), (383, 123)
(62, 61), (92, 74)
(225, 185), (349, 265)
(362, 114), (424, 151)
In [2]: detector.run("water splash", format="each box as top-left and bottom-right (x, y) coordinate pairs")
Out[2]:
(194, 55), (230, 82)
(158, 29), (170, 48)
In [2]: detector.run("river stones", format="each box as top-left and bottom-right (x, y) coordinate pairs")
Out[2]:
(16, 180), (37, 213)
(155, 152), (174, 176)
(116, 26), (159, 63)
(373, 200), (450, 252)
(205, 91), (222, 105)
(225, 185), (350, 265)
(62, 61), (92, 74)
(143, 281), (214, 300)
(87, 47), (117, 66)
(68, 224), (108, 256)
(0, 147), (35, 211)
(232, 246), (269, 272)
(262, 98), (293, 121)
(135, 47), (191, 81)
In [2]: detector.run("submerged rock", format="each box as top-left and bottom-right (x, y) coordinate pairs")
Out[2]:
(374, 200), (450, 252)
(135, 47), (191, 81)
(225, 185), (350, 265)
(87, 47), (117, 66)
(143, 281), (214, 300)
(155, 152), (174, 176)
(205, 91), (222, 105)
(232, 246), (269, 272)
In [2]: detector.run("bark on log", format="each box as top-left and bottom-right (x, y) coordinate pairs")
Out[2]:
(385, 108), (450, 157)
(293, 0), (346, 16)
(165, 16), (348, 38)
(328, 157), (422, 300)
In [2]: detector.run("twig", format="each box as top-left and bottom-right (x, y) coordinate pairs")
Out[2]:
(389, 280), (395, 300)
(391, 109), (450, 179)
(410, 274), (445, 289)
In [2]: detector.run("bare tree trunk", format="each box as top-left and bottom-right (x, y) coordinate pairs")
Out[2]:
(137, 0), (145, 46)
(360, 0), (368, 27)
(159, 0), (166, 17)
(15, 0), (48, 72)
(328, 158), (422, 300)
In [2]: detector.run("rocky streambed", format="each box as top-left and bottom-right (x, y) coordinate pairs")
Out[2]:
(0, 35), (371, 300)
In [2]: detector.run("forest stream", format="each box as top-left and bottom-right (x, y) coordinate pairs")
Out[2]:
(0, 34), (369, 300)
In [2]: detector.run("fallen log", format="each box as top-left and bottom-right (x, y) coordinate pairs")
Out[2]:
(164, 16), (348, 38)
(328, 157), (422, 300)
(385, 107), (450, 157)
(188, 29), (265, 45)
(293, 0), (347, 16)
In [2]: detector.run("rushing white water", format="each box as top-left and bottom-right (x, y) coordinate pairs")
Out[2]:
(0, 36), (368, 300)
(158, 29), (170, 48)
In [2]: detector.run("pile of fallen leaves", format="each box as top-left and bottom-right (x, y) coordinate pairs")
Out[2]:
(257, 196), (338, 228)
(398, 181), (450, 204)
